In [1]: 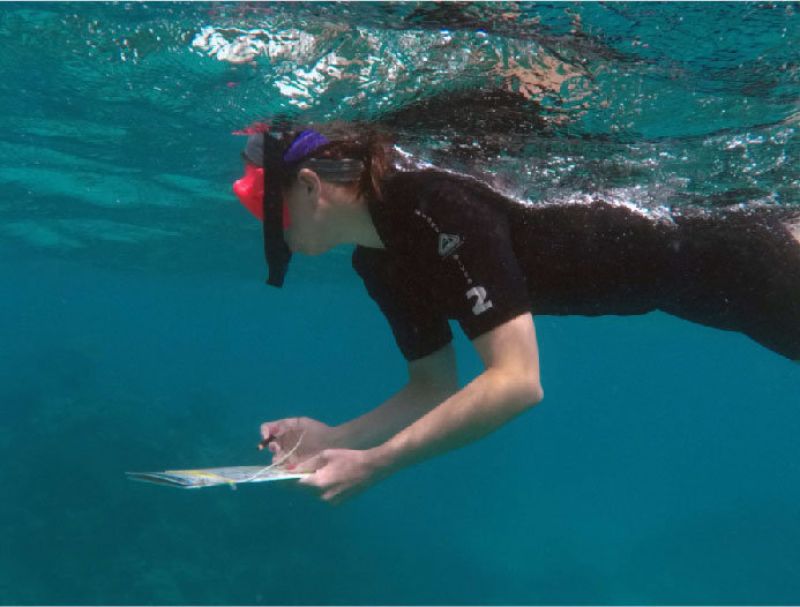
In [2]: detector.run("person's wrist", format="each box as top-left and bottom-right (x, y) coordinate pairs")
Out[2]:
(366, 440), (403, 477)
(329, 424), (349, 449)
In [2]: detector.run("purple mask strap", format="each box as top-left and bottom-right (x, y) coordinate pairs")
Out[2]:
(283, 130), (330, 165)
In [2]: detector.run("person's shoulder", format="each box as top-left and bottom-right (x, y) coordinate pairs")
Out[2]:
(388, 169), (517, 224)
(383, 168), (509, 209)
(374, 170), (448, 231)
(384, 168), (477, 193)
(382, 169), (446, 200)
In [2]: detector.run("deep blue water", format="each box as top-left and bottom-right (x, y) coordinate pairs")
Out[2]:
(1, 2), (799, 605)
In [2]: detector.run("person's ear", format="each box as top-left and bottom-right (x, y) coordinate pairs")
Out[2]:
(296, 168), (321, 201)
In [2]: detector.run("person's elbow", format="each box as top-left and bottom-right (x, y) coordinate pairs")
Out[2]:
(473, 313), (544, 413)
(516, 374), (544, 409)
(526, 378), (544, 407)
(498, 366), (543, 413)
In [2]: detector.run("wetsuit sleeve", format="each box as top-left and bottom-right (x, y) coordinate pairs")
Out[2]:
(405, 179), (532, 341)
(352, 246), (453, 361)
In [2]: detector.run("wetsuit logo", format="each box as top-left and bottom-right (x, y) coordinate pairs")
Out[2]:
(466, 286), (493, 315)
(438, 233), (464, 258)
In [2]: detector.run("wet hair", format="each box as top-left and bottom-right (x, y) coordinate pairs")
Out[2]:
(280, 127), (394, 202)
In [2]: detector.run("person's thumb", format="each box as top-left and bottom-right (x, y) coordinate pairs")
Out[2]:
(294, 451), (327, 476)
(261, 421), (285, 440)
(258, 421), (284, 450)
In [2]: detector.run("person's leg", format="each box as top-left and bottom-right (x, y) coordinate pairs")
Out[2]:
(784, 215), (800, 363)
(663, 210), (800, 361)
(786, 215), (800, 247)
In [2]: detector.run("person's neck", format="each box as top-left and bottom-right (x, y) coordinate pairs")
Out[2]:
(328, 191), (385, 249)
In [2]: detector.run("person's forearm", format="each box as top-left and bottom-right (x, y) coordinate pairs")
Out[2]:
(369, 368), (542, 474)
(333, 382), (457, 450)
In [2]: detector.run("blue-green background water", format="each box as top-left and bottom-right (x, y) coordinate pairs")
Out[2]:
(1, 2), (799, 604)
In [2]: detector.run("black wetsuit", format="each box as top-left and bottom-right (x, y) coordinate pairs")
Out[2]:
(352, 170), (800, 361)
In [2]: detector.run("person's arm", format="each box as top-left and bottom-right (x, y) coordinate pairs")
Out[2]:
(259, 345), (457, 464)
(332, 344), (459, 449)
(370, 313), (542, 475)
(296, 313), (542, 502)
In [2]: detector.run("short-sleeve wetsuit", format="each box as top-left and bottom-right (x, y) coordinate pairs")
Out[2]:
(352, 170), (800, 361)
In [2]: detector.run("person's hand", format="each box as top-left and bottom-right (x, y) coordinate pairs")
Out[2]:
(259, 417), (339, 468)
(295, 448), (387, 505)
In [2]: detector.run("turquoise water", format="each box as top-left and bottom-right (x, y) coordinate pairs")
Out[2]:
(1, 2), (799, 604)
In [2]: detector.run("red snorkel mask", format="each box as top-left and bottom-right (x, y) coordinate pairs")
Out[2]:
(232, 128), (329, 287)
(232, 164), (291, 229)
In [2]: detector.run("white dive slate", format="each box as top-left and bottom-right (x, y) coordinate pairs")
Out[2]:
(126, 465), (309, 489)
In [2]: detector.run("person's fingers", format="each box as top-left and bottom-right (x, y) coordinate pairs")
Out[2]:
(283, 452), (302, 467)
(296, 473), (315, 486)
(259, 423), (271, 441)
(294, 452), (326, 475)
(258, 421), (288, 450)
(294, 459), (318, 475)
(272, 449), (290, 467)
(261, 421), (287, 440)
(257, 435), (276, 451)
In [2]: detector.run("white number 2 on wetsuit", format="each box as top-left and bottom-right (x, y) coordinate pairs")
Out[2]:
(466, 286), (493, 315)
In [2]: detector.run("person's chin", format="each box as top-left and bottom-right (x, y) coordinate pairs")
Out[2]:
(286, 234), (302, 253)
(306, 243), (330, 256)
(289, 239), (327, 256)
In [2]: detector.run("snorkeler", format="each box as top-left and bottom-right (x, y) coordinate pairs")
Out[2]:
(233, 127), (800, 504)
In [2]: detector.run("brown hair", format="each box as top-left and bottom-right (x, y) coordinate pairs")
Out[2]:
(281, 126), (394, 202)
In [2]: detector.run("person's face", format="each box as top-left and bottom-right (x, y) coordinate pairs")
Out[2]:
(283, 169), (334, 255)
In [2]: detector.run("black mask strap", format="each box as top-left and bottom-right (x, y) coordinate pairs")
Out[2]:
(261, 134), (292, 287)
